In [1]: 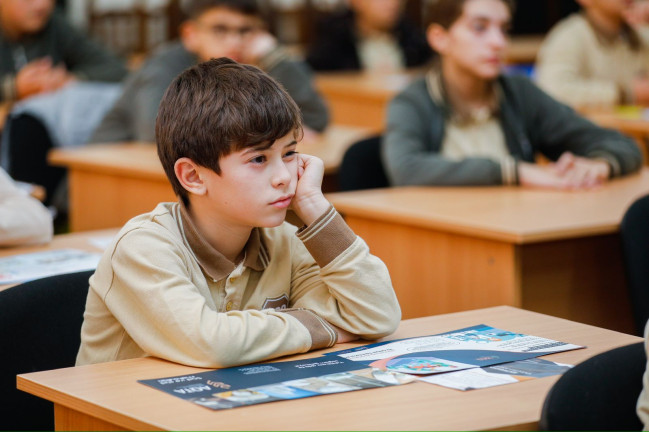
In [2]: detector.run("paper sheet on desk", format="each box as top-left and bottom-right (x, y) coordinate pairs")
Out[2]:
(0, 249), (101, 284)
(139, 356), (416, 411)
(420, 358), (573, 391)
(326, 324), (583, 375)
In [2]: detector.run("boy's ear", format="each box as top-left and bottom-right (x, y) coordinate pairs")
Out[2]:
(174, 157), (207, 196)
(427, 23), (449, 54)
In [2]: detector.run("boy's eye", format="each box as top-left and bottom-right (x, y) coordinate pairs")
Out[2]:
(250, 155), (266, 164)
(283, 150), (297, 158)
(469, 19), (489, 33)
(471, 23), (487, 33)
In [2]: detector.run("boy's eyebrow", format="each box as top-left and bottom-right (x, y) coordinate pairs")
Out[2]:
(466, 14), (510, 25)
(242, 140), (297, 154)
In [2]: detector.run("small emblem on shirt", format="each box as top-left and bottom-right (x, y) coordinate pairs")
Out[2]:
(262, 294), (289, 310)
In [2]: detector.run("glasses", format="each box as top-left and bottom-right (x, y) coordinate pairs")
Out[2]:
(197, 22), (259, 40)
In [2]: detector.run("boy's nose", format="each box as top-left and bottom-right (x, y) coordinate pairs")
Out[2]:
(489, 29), (508, 50)
(271, 162), (292, 187)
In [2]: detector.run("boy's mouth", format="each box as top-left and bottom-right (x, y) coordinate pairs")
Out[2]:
(270, 195), (294, 209)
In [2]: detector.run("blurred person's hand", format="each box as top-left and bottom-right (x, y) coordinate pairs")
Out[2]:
(240, 30), (277, 65)
(518, 155), (609, 190)
(553, 151), (610, 189)
(624, 1), (649, 27)
(15, 58), (74, 99)
(632, 76), (649, 105)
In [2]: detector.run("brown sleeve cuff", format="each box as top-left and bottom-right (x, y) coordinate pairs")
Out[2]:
(296, 205), (356, 267)
(282, 308), (337, 350)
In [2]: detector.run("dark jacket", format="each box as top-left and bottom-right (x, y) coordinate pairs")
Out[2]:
(305, 10), (432, 72)
(0, 11), (127, 102)
(382, 73), (643, 186)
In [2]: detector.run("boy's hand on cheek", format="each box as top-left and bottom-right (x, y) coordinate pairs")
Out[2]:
(292, 154), (330, 225)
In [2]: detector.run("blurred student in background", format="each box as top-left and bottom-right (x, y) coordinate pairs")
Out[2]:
(90, 0), (329, 144)
(536, 0), (649, 109)
(0, 0), (126, 103)
(305, 0), (432, 72)
(381, 0), (642, 189)
(1, 0), (128, 210)
(0, 167), (52, 247)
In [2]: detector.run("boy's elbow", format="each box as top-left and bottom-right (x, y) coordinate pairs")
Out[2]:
(362, 303), (402, 340)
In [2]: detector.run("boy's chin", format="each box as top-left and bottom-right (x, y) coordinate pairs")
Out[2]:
(257, 211), (291, 228)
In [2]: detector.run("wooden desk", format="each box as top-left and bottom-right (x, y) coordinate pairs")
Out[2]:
(315, 71), (416, 133)
(17, 306), (641, 431)
(49, 125), (371, 232)
(505, 35), (543, 65)
(327, 170), (649, 333)
(0, 228), (118, 292)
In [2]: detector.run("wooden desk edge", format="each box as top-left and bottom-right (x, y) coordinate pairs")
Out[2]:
(327, 193), (621, 244)
(48, 148), (166, 182)
(17, 376), (162, 431)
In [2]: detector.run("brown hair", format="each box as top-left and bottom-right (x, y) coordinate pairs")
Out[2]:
(425, 0), (516, 29)
(181, 0), (260, 20)
(156, 57), (303, 205)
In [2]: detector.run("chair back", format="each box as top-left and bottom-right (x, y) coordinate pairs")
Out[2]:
(338, 135), (389, 191)
(621, 194), (649, 336)
(540, 342), (645, 431)
(0, 271), (93, 431)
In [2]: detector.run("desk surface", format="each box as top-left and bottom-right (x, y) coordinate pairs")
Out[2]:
(18, 306), (641, 431)
(0, 228), (117, 260)
(0, 228), (118, 291)
(49, 124), (372, 176)
(327, 169), (649, 244)
(315, 71), (417, 101)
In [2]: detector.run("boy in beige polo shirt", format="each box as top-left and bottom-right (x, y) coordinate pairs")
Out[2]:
(76, 58), (400, 368)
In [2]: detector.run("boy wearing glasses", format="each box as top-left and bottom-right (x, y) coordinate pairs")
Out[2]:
(90, 0), (329, 143)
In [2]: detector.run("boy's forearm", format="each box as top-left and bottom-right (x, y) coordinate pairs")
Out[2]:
(293, 207), (402, 338)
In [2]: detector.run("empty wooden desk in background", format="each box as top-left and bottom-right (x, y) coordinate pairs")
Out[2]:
(17, 306), (641, 431)
(49, 125), (371, 232)
(327, 169), (649, 333)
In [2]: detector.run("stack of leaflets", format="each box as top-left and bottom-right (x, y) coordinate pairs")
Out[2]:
(140, 324), (582, 410)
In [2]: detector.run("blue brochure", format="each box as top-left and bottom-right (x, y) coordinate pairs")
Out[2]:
(139, 355), (415, 410)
